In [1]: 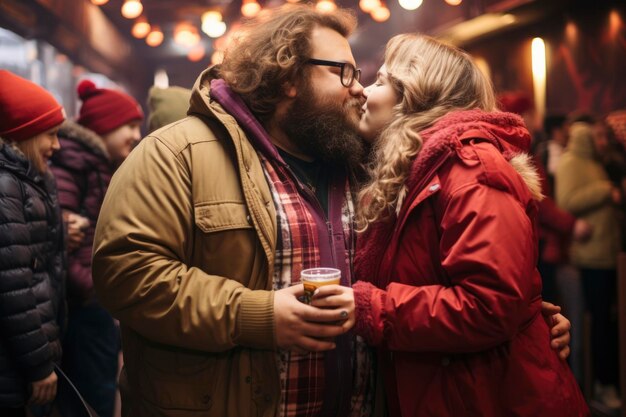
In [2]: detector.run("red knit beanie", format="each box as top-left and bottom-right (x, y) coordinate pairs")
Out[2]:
(77, 80), (144, 135)
(497, 91), (533, 116)
(0, 70), (65, 142)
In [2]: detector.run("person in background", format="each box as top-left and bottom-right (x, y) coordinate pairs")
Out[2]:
(555, 120), (622, 410)
(0, 70), (66, 417)
(535, 114), (569, 190)
(604, 110), (626, 251)
(146, 86), (192, 133)
(49, 79), (143, 417)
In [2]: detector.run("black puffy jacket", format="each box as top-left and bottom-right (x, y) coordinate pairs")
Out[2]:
(0, 138), (66, 407)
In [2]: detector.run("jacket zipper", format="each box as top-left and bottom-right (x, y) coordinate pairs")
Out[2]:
(283, 164), (338, 268)
(375, 148), (454, 289)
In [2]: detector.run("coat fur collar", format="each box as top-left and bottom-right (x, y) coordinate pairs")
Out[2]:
(58, 120), (110, 160)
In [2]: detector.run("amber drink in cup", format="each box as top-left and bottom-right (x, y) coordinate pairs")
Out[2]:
(301, 267), (341, 304)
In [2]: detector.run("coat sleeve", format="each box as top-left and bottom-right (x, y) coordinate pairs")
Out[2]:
(353, 182), (539, 353)
(538, 196), (576, 235)
(92, 136), (275, 353)
(50, 164), (94, 301)
(534, 156), (576, 235)
(0, 175), (53, 382)
(50, 164), (82, 214)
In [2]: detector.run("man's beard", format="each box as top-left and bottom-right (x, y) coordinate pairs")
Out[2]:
(279, 83), (366, 171)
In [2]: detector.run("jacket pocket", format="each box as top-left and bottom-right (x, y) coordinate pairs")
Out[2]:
(137, 344), (218, 410)
(194, 201), (253, 233)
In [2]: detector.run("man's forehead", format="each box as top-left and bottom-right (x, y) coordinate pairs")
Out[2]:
(309, 26), (356, 65)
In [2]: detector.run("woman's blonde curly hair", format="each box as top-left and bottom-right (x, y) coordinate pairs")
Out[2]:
(357, 34), (497, 231)
(219, 4), (356, 122)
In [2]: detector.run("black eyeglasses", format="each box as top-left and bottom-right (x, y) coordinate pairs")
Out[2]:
(306, 58), (362, 88)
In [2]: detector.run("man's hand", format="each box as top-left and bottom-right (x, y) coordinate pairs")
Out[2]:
(310, 285), (355, 332)
(274, 285), (350, 352)
(30, 370), (57, 405)
(541, 301), (572, 360)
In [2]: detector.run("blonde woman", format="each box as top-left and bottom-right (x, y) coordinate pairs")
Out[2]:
(312, 35), (588, 416)
(0, 70), (66, 416)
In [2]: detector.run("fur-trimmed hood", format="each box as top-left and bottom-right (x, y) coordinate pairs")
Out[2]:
(58, 120), (109, 160)
(51, 120), (110, 173)
(407, 109), (542, 202)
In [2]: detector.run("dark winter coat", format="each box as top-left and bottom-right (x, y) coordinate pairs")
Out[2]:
(50, 121), (112, 305)
(0, 137), (65, 407)
(353, 110), (588, 417)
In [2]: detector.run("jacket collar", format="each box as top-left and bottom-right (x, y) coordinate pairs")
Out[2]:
(209, 78), (284, 164)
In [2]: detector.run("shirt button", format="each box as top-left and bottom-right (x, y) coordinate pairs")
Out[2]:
(245, 376), (252, 383)
(202, 394), (211, 404)
(441, 356), (451, 366)
(264, 394), (271, 402)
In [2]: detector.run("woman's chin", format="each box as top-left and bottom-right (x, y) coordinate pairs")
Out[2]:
(358, 125), (377, 144)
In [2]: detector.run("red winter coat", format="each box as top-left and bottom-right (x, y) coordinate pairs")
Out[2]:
(353, 110), (588, 417)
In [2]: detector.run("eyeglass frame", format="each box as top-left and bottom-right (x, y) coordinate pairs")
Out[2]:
(306, 58), (362, 88)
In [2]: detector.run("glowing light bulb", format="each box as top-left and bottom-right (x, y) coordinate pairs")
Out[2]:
(360, 0), (381, 13)
(398, 0), (422, 11)
(174, 22), (201, 47)
(202, 20), (227, 38)
(131, 17), (151, 39)
(202, 11), (223, 23)
(371, 5), (390, 22)
(316, 0), (337, 13)
(121, 0), (143, 19)
(241, 0), (261, 18)
(146, 26), (163, 47)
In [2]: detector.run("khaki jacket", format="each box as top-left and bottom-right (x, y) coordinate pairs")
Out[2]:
(92, 69), (281, 416)
(556, 122), (621, 269)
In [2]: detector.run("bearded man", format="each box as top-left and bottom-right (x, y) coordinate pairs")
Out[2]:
(93, 5), (371, 417)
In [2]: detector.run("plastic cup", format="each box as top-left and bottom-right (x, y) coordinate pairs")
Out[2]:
(300, 267), (341, 304)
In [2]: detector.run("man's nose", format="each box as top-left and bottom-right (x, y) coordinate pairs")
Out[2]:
(350, 79), (364, 97)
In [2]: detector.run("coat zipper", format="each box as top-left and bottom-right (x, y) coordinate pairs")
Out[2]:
(375, 148), (454, 289)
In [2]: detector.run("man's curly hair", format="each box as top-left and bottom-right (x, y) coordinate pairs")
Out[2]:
(219, 4), (357, 121)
